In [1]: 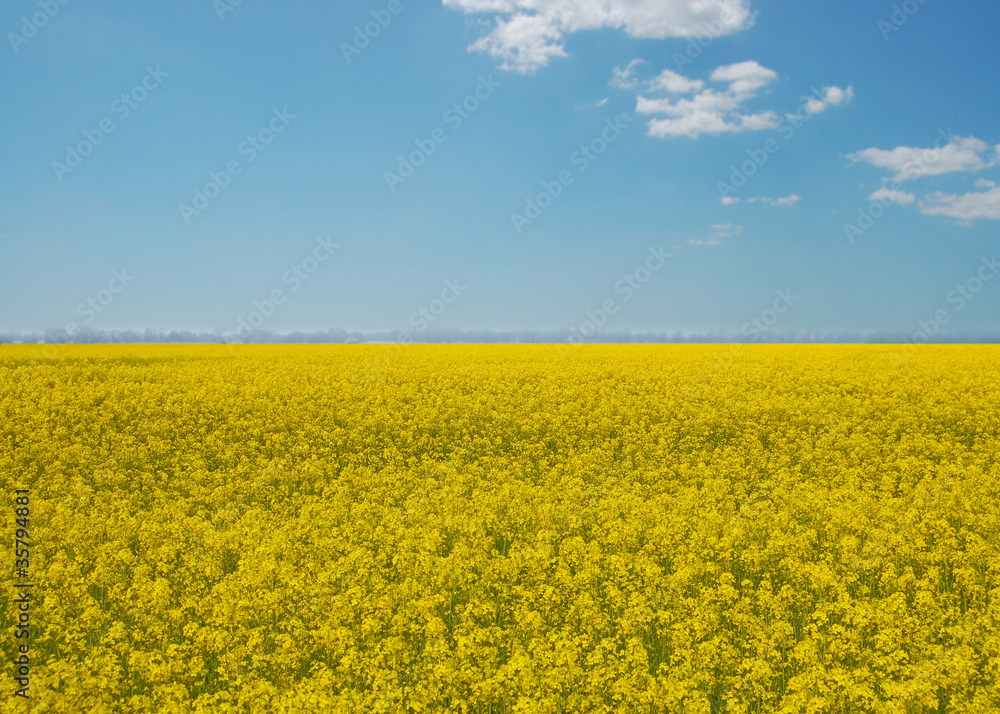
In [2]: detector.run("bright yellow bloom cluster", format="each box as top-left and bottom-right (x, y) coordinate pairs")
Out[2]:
(1, 344), (998, 712)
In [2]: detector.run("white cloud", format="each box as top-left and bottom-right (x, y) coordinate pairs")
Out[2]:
(719, 196), (740, 206)
(797, 85), (854, 117)
(848, 136), (1000, 182)
(748, 194), (801, 207)
(823, 85), (851, 106)
(467, 12), (568, 73)
(920, 185), (1000, 222)
(446, 0), (753, 73)
(849, 135), (1000, 224)
(709, 61), (777, 96)
(625, 60), (780, 139)
(869, 187), (915, 205)
(650, 68), (705, 94)
(688, 238), (724, 246)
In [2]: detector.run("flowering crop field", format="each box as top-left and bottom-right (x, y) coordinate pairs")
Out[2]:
(2, 344), (999, 713)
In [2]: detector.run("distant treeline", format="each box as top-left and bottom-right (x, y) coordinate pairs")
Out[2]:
(2, 328), (1000, 344)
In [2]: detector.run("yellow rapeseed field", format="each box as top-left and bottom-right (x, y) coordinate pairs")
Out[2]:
(1, 344), (999, 713)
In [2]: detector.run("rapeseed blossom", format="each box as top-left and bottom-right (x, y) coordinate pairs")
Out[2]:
(1, 344), (998, 712)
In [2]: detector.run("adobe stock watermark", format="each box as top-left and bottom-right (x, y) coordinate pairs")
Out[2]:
(224, 236), (339, 341)
(341, 0), (409, 63)
(18, 269), (135, 375)
(51, 65), (168, 182)
(841, 183), (904, 245)
(557, 245), (672, 359)
(548, 0), (582, 25)
(178, 107), (295, 224)
(7, 0), (72, 55)
(717, 88), (842, 203)
(889, 256), (999, 366)
(384, 74), (501, 192)
(740, 289), (799, 340)
(511, 113), (631, 234)
(879, 0), (932, 40)
(406, 279), (468, 332)
(672, 6), (744, 72)
(844, 126), (956, 244)
(354, 278), (469, 389)
(213, 0), (247, 21)
(683, 288), (800, 401)
(62, 269), (136, 337)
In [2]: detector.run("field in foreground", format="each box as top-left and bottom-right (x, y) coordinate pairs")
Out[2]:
(1, 344), (999, 713)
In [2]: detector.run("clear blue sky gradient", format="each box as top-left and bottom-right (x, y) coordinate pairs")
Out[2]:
(1, 0), (998, 337)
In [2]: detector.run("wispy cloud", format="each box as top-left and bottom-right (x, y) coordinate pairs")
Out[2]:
(690, 222), (741, 245)
(748, 194), (801, 207)
(574, 97), (609, 109)
(610, 59), (647, 90)
(711, 222), (743, 237)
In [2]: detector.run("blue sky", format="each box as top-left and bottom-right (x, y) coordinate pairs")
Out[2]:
(1, 0), (998, 339)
